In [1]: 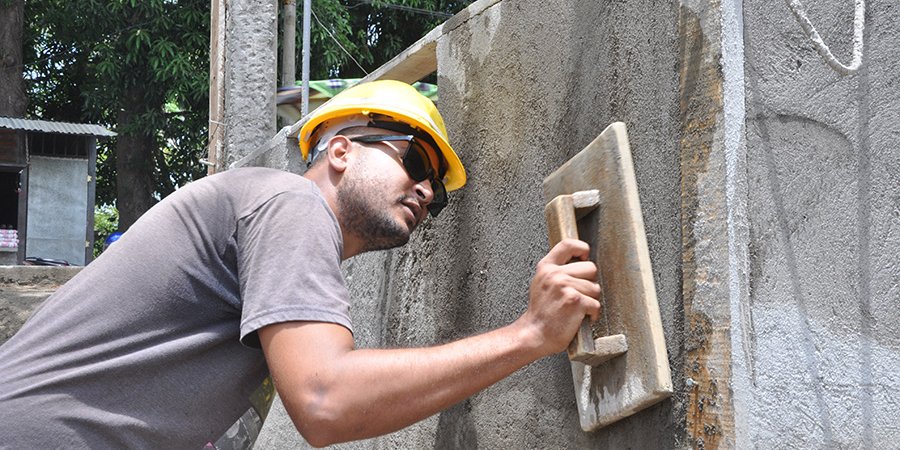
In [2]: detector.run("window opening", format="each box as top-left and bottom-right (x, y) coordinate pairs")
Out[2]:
(28, 133), (87, 158)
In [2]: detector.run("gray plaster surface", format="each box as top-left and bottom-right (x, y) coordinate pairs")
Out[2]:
(741, 0), (900, 447)
(25, 156), (88, 265)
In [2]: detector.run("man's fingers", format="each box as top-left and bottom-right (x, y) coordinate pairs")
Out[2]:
(556, 260), (598, 281)
(543, 238), (590, 265)
(582, 295), (602, 322)
(566, 280), (601, 321)
(570, 277), (601, 299)
(560, 285), (602, 322)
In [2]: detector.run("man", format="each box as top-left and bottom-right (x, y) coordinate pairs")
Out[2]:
(0, 80), (600, 448)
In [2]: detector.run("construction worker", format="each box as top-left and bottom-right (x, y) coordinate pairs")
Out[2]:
(0, 80), (600, 448)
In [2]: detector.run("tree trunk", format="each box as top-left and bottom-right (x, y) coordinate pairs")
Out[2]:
(115, 88), (157, 231)
(0, 0), (26, 117)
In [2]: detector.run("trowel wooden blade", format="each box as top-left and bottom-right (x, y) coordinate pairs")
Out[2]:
(542, 122), (673, 431)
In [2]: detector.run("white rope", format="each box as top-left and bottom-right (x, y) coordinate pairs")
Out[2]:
(785, 0), (865, 75)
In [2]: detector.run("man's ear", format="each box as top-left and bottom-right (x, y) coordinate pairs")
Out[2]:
(326, 135), (353, 173)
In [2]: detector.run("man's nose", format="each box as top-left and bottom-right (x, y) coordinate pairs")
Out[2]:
(413, 179), (435, 205)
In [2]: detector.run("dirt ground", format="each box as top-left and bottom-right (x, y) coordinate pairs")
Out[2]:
(0, 283), (61, 344)
(0, 267), (81, 345)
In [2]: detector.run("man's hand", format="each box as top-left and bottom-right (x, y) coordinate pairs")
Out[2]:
(516, 238), (601, 357)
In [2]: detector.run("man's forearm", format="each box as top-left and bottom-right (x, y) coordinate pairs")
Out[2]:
(261, 239), (600, 447)
(330, 320), (545, 438)
(261, 319), (546, 446)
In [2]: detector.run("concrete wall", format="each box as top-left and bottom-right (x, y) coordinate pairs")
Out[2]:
(238, 0), (899, 447)
(737, 0), (900, 447)
(256, 0), (686, 447)
(222, 0), (278, 168)
(25, 156), (88, 265)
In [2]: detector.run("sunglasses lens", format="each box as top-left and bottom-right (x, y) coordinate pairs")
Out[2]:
(401, 141), (431, 182)
(427, 179), (447, 217)
(405, 141), (448, 217)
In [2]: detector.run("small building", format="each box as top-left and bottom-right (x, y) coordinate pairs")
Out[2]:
(0, 117), (115, 266)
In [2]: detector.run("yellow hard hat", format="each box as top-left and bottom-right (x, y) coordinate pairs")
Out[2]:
(298, 79), (466, 191)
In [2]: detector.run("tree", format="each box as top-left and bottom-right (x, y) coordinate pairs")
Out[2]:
(285, 1), (472, 82)
(0, 0), (26, 117)
(25, 0), (210, 230)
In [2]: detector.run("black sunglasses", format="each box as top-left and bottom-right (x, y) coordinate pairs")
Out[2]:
(349, 134), (447, 217)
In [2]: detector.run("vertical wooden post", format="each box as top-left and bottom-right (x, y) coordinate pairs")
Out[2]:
(84, 137), (97, 264)
(207, 0), (226, 175)
(281, 0), (296, 88)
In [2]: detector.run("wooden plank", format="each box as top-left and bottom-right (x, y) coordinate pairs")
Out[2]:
(207, 0), (226, 175)
(358, 0), (505, 85)
(361, 37), (438, 85)
(542, 122), (672, 431)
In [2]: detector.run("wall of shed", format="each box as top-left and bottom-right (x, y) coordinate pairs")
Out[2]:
(25, 156), (88, 265)
(244, 0), (899, 448)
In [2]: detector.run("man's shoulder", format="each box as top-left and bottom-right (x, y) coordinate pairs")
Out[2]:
(211, 167), (308, 186)
(195, 167), (316, 200)
(158, 168), (320, 224)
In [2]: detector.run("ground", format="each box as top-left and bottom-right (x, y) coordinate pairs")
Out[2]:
(0, 266), (80, 345)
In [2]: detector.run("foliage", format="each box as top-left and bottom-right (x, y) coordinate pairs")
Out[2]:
(24, 0), (210, 208)
(287, 0), (472, 82)
(93, 204), (119, 258)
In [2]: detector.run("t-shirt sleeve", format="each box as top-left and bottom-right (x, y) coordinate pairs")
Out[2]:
(236, 189), (351, 348)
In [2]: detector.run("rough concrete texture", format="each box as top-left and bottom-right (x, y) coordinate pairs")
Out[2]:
(25, 156), (89, 265)
(230, 126), (305, 174)
(0, 266), (81, 345)
(738, 0), (900, 447)
(223, 0), (277, 167)
(256, 0), (685, 447)
(0, 0), (876, 447)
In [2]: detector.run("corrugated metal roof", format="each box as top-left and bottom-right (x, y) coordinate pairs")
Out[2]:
(0, 117), (116, 137)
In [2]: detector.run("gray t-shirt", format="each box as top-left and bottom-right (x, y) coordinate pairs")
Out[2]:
(0, 167), (351, 448)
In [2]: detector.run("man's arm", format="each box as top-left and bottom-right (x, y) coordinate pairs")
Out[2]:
(258, 239), (600, 447)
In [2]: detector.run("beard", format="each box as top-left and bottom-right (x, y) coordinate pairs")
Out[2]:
(336, 172), (414, 253)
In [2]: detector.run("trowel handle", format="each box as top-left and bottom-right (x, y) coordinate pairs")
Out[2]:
(544, 193), (599, 364)
(544, 192), (628, 367)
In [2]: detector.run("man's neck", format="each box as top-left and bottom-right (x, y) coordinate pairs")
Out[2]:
(303, 169), (364, 260)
